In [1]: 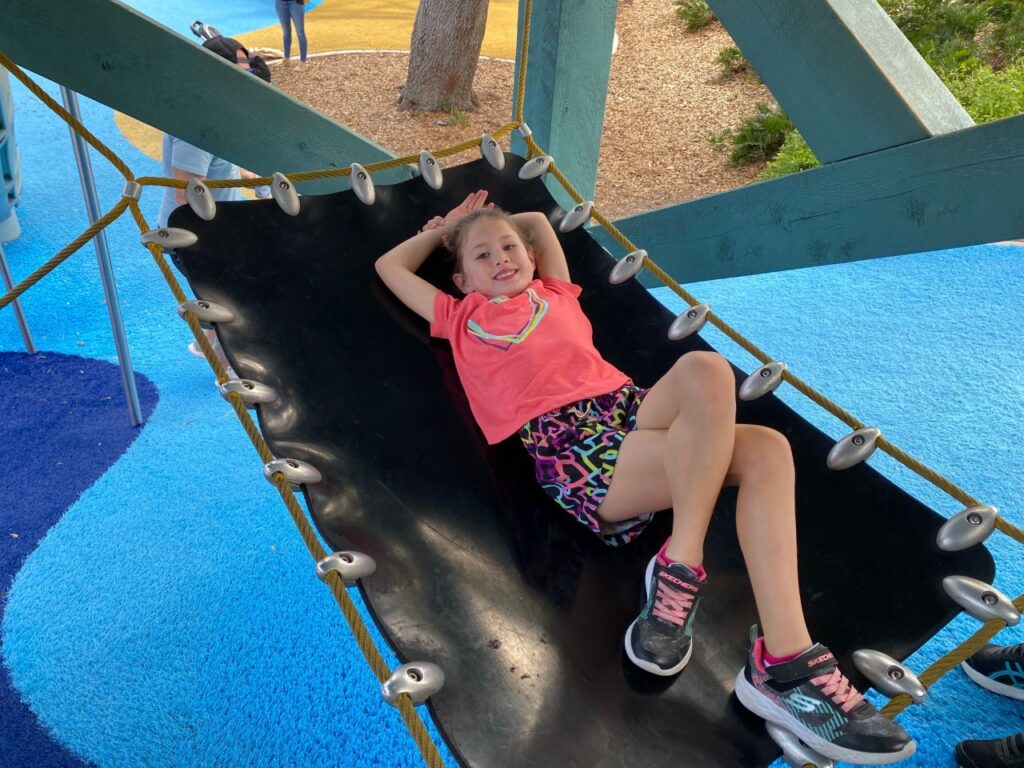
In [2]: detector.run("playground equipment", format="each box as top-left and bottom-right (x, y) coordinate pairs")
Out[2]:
(1, 0), (1023, 766)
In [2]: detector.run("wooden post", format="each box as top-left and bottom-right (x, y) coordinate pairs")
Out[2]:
(707, 0), (973, 163)
(512, 0), (617, 208)
(598, 115), (1024, 284)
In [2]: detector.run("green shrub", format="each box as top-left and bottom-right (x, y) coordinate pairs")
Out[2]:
(946, 59), (1024, 122)
(715, 46), (749, 77)
(709, 103), (794, 165)
(760, 131), (819, 179)
(674, 0), (714, 32)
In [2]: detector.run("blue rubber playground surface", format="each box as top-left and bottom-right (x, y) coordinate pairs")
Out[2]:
(1, 2), (1021, 767)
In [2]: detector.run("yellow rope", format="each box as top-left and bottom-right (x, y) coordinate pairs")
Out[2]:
(3, 4), (1021, 759)
(514, 0), (533, 122)
(0, 198), (130, 311)
(0, 52), (134, 182)
(881, 593), (1024, 718)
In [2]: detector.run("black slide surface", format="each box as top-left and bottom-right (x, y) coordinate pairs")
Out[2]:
(172, 156), (994, 768)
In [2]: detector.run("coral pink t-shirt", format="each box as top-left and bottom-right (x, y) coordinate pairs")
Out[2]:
(430, 277), (629, 444)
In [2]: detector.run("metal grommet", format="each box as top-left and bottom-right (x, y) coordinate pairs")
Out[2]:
(826, 427), (881, 470)
(852, 649), (927, 703)
(418, 150), (443, 190)
(270, 172), (301, 216)
(668, 303), (711, 341)
(177, 300), (235, 325)
(765, 723), (835, 768)
(609, 249), (646, 284)
(480, 133), (505, 170)
(942, 575), (1020, 625)
(316, 551), (377, 585)
(218, 378), (278, 406)
(381, 662), (445, 706)
(739, 361), (787, 401)
(559, 201), (594, 232)
(122, 181), (143, 200)
(141, 227), (198, 250)
(936, 505), (999, 552)
(263, 457), (322, 486)
(184, 178), (216, 221)
(350, 163), (375, 205)
(518, 155), (552, 180)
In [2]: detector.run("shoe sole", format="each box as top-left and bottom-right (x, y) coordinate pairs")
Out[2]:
(623, 555), (694, 677)
(961, 660), (1024, 700)
(733, 670), (917, 765)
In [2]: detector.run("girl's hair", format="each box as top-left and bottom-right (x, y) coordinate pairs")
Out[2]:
(446, 208), (533, 273)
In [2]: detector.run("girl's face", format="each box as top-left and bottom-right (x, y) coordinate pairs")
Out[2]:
(453, 217), (536, 298)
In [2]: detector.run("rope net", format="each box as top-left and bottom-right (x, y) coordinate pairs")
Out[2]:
(0, 0), (1021, 763)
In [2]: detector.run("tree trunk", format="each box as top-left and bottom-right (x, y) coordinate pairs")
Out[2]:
(399, 0), (490, 112)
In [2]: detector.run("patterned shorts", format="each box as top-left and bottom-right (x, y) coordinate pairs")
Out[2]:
(518, 384), (653, 547)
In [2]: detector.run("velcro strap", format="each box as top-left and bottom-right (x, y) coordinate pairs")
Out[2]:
(768, 643), (836, 683)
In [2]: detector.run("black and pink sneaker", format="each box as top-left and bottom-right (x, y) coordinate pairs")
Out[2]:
(734, 625), (916, 765)
(624, 555), (704, 676)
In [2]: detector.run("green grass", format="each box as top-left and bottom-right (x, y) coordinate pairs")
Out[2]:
(674, 0), (714, 32)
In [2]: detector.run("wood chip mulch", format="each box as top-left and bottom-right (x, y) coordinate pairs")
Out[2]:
(269, 0), (774, 220)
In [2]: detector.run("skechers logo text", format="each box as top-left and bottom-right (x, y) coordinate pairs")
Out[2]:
(808, 653), (834, 667)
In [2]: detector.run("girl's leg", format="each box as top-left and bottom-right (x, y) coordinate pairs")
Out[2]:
(600, 351), (811, 655)
(292, 6), (308, 62)
(601, 351), (737, 567)
(275, 0), (293, 60)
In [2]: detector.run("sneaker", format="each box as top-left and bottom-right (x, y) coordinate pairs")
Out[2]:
(955, 732), (1024, 768)
(962, 643), (1024, 701)
(624, 554), (704, 676)
(734, 625), (916, 765)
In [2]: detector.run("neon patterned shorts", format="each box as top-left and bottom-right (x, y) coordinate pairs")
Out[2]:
(518, 384), (653, 547)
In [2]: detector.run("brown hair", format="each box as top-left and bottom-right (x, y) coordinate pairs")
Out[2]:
(446, 208), (533, 274)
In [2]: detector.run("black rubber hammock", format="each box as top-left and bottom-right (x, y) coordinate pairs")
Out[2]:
(171, 155), (993, 768)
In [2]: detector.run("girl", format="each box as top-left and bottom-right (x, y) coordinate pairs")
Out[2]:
(376, 190), (915, 766)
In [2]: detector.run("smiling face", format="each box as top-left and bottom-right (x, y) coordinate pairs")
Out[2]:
(453, 216), (536, 298)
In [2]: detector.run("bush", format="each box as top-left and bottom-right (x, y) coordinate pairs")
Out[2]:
(946, 59), (1024, 122)
(709, 103), (794, 165)
(674, 0), (714, 32)
(715, 46), (750, 78)
(760, 131), (819, 179)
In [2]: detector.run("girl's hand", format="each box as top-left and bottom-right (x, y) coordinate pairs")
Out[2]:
(442, 189), (493, 227)
(421, 216), (445, 233)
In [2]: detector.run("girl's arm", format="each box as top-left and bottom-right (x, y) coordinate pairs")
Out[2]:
(375, 228), (445, 323)
(511, 211), (571, 283)
(375, 191), (494, 322)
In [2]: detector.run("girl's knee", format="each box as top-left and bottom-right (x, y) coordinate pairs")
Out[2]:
(672, 351), (735, 407)
(736, 426), (794, 477)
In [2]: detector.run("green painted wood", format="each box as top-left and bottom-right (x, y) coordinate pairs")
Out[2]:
(0, 0), (410, 194)
(707, 0), (973, 163)
(595, 115), (1024, 285)
(512, 0), (616, 207)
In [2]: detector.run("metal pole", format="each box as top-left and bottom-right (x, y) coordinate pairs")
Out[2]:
(0, 242), (36, 353)
(60, 86), (143, 426)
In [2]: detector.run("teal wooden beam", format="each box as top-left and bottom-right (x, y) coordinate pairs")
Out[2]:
(512, 0), (616, 207)
(595, 115), (1024, 285)
(707, 0), (973, 163)
(0, 0), (410, 194)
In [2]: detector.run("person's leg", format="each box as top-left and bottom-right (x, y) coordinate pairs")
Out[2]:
(292, 5), (308, 62)
(601, 351), (736, 568)
(601, 424), (811, 655)
(275, 0), (293, 60)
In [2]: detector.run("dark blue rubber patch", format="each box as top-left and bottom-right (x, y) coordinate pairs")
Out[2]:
(1, 351), (158, 768)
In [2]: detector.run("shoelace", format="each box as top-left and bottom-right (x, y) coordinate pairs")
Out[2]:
(810, 668), (865, 713)
(652, 579), (694, 627)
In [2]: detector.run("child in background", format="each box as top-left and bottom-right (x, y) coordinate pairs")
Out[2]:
(376, 190), (915, 765)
